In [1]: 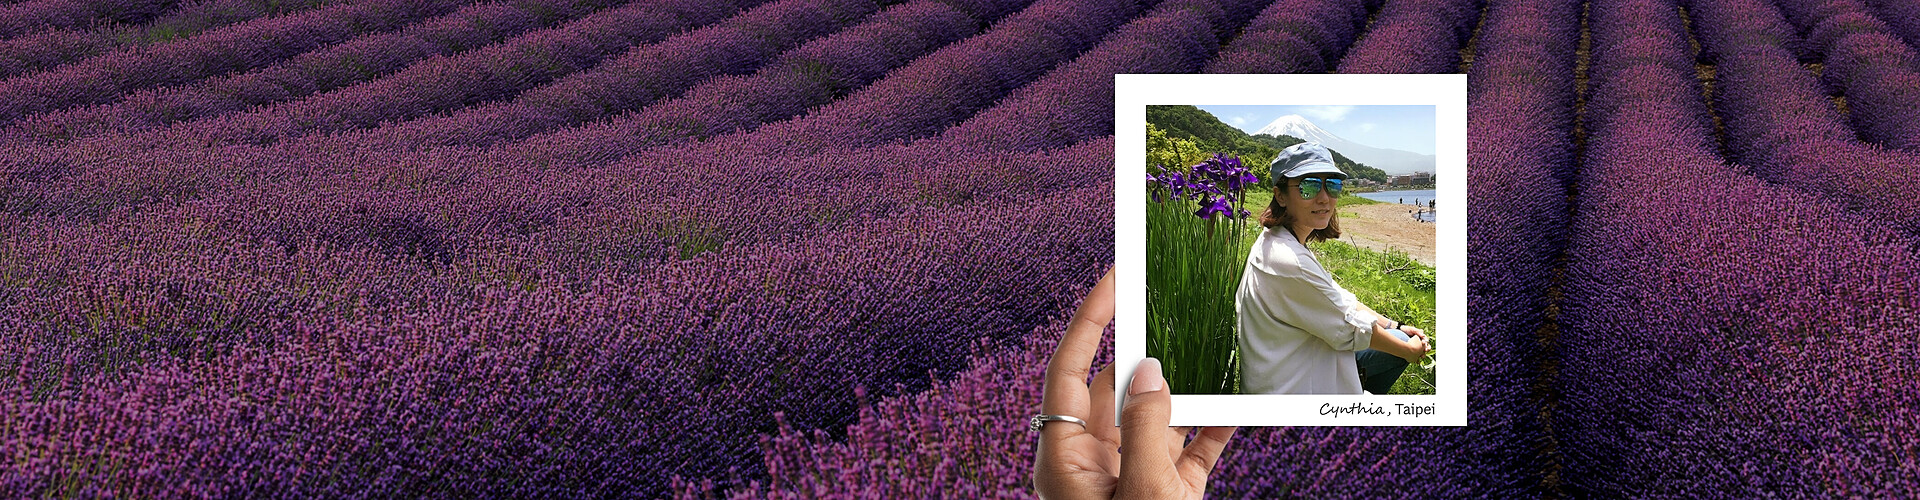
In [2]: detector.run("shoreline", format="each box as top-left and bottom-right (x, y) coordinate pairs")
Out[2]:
(1338, 203), (1437, 266)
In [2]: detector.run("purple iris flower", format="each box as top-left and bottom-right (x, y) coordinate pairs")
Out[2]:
(1194, 196), (1233, 219)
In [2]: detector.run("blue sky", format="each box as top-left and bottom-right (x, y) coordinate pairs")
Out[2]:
(1192, 104), (1437, 155)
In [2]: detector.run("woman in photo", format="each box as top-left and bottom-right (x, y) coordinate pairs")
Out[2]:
(1236, 142), (1429, 394)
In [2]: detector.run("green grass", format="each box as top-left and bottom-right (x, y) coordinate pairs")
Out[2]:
(1303, 240), (1437, 394)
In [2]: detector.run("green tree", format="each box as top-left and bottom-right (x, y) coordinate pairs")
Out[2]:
(1146, 123), (1206, 172)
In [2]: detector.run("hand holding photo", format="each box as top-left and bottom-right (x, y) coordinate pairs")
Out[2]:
(1030, 268), (1240, 499)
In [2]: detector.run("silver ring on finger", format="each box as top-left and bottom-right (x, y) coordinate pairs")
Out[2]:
(1029, 414), (1089, 432)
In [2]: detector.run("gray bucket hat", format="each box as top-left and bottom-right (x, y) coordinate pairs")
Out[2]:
(1271, 142), (1347, 179)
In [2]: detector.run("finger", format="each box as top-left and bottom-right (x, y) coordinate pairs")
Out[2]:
(1176, 426), (1240, 487)
(1168, 426), (1192, 465)
(1087, 364), (1121, 473)
(1118, 358), (1177, 494)
(1042, 266), (1116, 418)
(1088, 364), (1122, 450)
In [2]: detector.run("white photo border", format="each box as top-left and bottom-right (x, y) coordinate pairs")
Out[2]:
(1114, 74), (1467, 427)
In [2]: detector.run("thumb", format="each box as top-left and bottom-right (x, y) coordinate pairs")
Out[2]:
(1118, 358), (1176, 493)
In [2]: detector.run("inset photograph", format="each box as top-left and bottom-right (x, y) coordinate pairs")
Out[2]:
(1115, 74), (1465, 427)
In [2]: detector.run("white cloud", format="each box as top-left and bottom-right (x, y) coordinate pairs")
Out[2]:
(1357, 122), (1376, 133)
(1230, 116), (1248, 126)
(1299, 105), (1355, 123)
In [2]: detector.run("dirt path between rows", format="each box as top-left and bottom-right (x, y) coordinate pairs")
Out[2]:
(1339, 203), (1437, 266)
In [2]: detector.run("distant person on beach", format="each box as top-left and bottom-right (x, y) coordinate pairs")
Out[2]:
(1236, 142), (1428, 394)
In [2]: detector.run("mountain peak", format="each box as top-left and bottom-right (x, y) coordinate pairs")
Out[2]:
(1266, 114), (1315, 128)
(1254, 114), (1339, 144)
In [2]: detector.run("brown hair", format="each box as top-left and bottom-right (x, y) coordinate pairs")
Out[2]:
(1257, 177), (1340, 243)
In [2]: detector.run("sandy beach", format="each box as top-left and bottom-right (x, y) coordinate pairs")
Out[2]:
(1338, 203), (1437, 265)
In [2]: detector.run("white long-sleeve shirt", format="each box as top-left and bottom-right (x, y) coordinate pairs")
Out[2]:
(1235, 227), (1377, 394)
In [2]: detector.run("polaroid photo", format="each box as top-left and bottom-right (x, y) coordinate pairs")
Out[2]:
(1114, 74), (1466, 426)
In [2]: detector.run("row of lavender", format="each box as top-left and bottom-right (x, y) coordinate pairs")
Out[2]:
(0, 0), (748, 144)
(0, 0), (487, 124)
(1333, 0), (1478, 73)
(1455, 0), (1575, 489)
(1773, 0), (1920, 151)
(0, 0), (339, 80)
(0, 0), (174, 39)
(320, 0), (971, 152)
(2, 0), (646, 141)
(1199, 0), (1369, 73)
(1556, 0), (1920, 495)
(1685, 0), (1920, 235)
(1865, 0), (1920, 50)
(671, 291), (1115, 498)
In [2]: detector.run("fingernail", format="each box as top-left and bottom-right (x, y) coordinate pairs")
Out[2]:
(1129, 358), (1164, 395)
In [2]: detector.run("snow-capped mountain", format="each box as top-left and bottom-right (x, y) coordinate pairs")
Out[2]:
(1253, 114), (1435, 176)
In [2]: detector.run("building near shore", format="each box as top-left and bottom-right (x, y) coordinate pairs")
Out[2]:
(1391, 172), (1432, 187)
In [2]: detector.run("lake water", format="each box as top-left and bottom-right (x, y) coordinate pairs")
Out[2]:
(1356, 189), (1437, 222)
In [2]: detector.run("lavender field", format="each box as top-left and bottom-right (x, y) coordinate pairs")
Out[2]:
(0, 0), (1915, 497)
